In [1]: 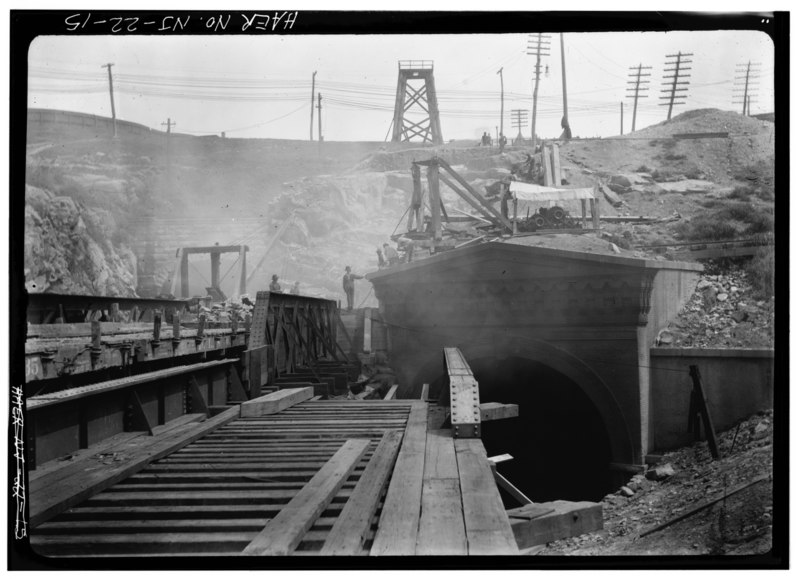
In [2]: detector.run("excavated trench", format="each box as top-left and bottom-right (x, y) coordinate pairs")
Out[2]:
(434, 356), (614, 506)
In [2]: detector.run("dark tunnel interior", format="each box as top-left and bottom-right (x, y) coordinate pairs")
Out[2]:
(433, 355), (613, 506)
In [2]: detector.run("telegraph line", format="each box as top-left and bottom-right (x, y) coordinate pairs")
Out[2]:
(30, 64), (741, 111)
(28, 51), (768, 138)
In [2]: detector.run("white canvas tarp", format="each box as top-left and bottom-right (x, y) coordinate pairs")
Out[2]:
(508, 181), (596, 202)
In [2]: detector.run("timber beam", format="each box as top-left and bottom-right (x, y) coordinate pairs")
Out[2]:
(479, 402), (519, 422)
(444, 347), (481, 438)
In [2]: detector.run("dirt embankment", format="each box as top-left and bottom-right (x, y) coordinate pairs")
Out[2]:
(540, 410), (774, 557)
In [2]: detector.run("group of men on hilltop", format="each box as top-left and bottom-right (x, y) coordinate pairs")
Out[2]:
(479, 132), (507, 152)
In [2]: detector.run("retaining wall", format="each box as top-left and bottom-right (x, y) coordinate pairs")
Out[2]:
(649, 347), (774, 450)
(27, 108), (156, 139)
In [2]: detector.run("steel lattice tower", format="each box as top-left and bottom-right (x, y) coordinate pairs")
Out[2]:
(391, 60), (443, 144)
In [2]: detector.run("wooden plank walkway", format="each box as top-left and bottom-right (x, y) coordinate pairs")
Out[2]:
(29, 398), (518, 557)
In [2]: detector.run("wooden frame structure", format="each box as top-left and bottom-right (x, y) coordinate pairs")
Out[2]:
(170, 244), (249, 299)
(410, 157), (514, 241)
(391, 61), (443, 144)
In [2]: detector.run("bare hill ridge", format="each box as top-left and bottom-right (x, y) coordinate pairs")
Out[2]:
(24, 108), (774, 304)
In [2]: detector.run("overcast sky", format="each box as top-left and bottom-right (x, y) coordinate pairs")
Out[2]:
(27, 21), (775, 142)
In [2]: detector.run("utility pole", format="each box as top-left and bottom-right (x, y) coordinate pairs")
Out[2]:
(101, 63), (117, 137)
(310, 70), (317, 140)
(527, 33), (551, 147)
(511, 108), (528, 144)
(559, 33), (571, 140)
(626, 63), (652, 132)
(161, 118), (175, 179)
(317, 93), (323, 142)
(620, 102), (623, 135)
(497, 67), (504, 139)
(734, 61), (760, 116)
(660, 51), (693, 121)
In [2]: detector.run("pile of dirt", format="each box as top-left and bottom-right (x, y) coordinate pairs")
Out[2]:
(629, 108), (773, 138)
(561, 109), (774, 191)
(503, 231), (650, 259)
(655, 263), (774, 349)
(540, 409), (774, 556)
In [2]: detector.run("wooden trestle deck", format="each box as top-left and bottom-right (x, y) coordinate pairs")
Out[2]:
(29, 396), (518, 557)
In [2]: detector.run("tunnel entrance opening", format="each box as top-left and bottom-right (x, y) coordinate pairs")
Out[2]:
(433, 355), (613, 506)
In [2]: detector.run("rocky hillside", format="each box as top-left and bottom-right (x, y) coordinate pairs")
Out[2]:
(24, 185), (138, 296)
(23, 108), (774, 318)
(655, 262), (774, 349)
(24, 131), (412, 301)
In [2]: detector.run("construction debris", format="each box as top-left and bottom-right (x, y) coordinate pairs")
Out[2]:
(508, 500), (603, 549)
(540, 409), (773, 556)
(654, 265), (774, 349)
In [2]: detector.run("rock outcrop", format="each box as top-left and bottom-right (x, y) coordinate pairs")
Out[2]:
(24, 185), (138, 296)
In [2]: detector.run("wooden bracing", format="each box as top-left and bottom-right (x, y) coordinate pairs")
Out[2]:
(391, 63), (443, 145)
(409, 158), (514, 240)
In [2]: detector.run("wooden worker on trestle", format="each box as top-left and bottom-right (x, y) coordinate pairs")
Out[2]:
(342, 266), (363, 311)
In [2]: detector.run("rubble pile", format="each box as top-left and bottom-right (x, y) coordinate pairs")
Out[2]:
(656, 265), (774, 349)
(345, 363), (398, 400)
(193, 297), (254, 325)
(541, 409), (773, 556)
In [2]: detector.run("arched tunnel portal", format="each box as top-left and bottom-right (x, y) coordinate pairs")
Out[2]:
(414, 339), (636, 504)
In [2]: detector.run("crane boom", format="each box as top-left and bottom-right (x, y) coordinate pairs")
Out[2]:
(246, 213), (300, 286)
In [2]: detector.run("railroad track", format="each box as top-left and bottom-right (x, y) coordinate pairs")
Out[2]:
(30, 400), (413, 557)
(28, 388), (519, 557)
